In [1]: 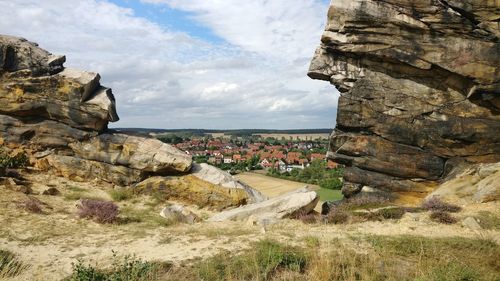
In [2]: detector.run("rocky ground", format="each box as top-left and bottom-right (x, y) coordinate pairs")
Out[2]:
(1, 171), (498, 280)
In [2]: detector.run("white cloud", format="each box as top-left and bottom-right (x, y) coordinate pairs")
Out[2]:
(0, 0), (338, 129)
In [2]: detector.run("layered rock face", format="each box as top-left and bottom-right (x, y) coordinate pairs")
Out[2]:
(1, 35), (261, 208)
(309, 1), (500, 199)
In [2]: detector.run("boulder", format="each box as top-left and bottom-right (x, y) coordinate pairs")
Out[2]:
(160, 204), (200, 224)
(191, 163), (267, 203)
(133, 175), (249, 210)
(207, 187), (319, 223)
(69, 134), (193, 174)
(462, 217), (482, 230)
(42, 187), (60, 196)
(309, 0), (500, 199)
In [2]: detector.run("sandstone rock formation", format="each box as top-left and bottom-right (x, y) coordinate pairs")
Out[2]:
(208, 187), (319, 223)
(309, 0), (500, 200)
(0, 35), (260, 209)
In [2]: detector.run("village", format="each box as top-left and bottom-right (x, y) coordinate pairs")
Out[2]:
(161, 134), (339, 173)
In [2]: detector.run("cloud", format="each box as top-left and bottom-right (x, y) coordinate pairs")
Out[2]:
(0, 0), (338, 129)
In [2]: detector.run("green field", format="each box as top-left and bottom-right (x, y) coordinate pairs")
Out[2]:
(315, 188), (343, 202)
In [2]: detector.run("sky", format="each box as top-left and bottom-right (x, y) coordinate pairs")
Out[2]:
(0, 0), (338, 129)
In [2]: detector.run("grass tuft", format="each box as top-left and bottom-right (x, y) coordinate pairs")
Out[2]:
(109, 188), (134, 202)
(0, 249), (28, 278)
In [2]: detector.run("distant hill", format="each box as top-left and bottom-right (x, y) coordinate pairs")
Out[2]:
(113, 128), (332, 136)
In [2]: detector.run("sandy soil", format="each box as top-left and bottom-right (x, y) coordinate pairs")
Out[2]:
(1, 172), (499, 280)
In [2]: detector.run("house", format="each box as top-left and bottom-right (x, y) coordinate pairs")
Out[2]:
(286, 152), (303, 164)
(232, 154), (243, 162)
(260, 158), (271, 168)
(310, 153), (326, 161)
(223, 157), (233, 164)
(327, 160), (339, 169)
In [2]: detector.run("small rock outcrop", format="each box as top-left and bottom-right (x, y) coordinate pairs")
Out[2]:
(0, 35), (259, 209)
(309, 0), (500, 200)
(160, 204), (200, 224)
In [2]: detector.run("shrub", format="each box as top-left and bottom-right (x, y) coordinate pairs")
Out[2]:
(378, 207), (406, 220)
(430, 211), (457, 224)
(291, 210), (320, 224)
(0, 148), (28, 169)
(0, 250), (27, 278)
(422, 197), (461, 213)
(342, 195), (390, 210)
(319, 177), (343, 190)
(77, 199), (119, 224)
(68, 253), (170, 281)
(17, 197), (43, 214)
(324, 208), (349, 224)
(298, 213), (320, 224)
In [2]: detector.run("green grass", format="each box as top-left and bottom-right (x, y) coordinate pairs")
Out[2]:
(315, 188), (343, 202)
(66, 253), (171, 281)
(109, 189), (134, 202)
(474, 211), (500, 230)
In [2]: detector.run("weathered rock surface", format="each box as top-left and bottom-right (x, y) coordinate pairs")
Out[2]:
(133, 175), (249, 210)
(45, 155), (146, 186)
(309, 0), (500, 199)
(427, 163), (500, 203)
(191, 163), (267, 203)
(69, 134), (192, 174)
(207, 187), (319, 223)
(0, 36), (118, 131)
(160, 204), (200, 224)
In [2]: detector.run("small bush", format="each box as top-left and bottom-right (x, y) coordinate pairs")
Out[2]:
(324, 208), (349, 224)
(430, 211), (457, 224)
(342, 196), (390, 210)
(17, 197), (43, 214)
(77, 199), (119, 224)
(378, 207), (405, 220)
(291, 210), (320, 224)
(0, 249), (27, 278)
(0, 148), (28, 169)
(422, 197), (461, 213)
(68, 253), (170, 281)
(109, 188), (134, 202)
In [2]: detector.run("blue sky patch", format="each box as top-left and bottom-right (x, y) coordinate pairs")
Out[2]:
(110, 0), (225, 44)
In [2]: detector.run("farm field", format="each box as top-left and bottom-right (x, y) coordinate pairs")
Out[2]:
(253, 133), (330, 140)
(235, 172), (342, 206)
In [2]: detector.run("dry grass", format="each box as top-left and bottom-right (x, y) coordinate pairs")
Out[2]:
(16, 197), (44, 214)
(141, 235), (500, 281)
(0, 249), (28, 278)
